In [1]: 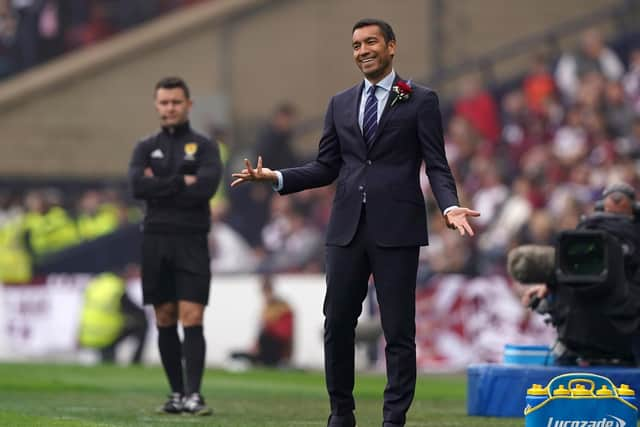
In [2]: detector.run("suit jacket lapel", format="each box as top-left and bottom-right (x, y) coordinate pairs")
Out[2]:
(352, 81), (366, 147)
(367, 74), (401, 151)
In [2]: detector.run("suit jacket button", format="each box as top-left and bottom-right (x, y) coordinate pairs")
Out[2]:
(366, 160), (372, 165)
(358, 185), (364, 191)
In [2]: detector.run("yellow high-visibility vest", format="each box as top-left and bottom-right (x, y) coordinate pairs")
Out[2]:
(0, 216), (32, 283)
(79, 273), (126, 348)
(25, 207), (80, 257)
(77, 204), (120, 241)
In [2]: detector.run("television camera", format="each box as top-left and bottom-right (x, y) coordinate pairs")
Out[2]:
(507, 183), (640, 365)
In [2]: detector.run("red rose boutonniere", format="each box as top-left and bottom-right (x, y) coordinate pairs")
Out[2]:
(391, 80), (413, 107)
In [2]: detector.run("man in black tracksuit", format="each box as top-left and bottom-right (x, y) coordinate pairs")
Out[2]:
(128, 77), (222, 415)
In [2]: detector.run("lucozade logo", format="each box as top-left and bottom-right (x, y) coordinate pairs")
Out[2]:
(545, 415), (626, 427)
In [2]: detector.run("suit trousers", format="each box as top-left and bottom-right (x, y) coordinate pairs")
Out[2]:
(323, 208), (419, 425)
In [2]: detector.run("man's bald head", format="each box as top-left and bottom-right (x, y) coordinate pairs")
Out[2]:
(602, 183), (635, 216)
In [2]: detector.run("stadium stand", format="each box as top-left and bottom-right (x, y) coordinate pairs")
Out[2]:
(0, 0), (208, 80)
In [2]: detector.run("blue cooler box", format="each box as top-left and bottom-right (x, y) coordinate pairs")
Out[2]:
(524, 372), (637, 427)
(503, 344), (554, 366)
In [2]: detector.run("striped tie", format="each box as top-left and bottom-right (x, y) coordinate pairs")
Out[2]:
(363, 85), (378, 148)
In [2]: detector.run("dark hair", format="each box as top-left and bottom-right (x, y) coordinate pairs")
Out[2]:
(352, 18), (396, 43)
(154, 76), (190, 99)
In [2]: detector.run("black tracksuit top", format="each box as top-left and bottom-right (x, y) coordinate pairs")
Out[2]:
(128, 122), (222, 233)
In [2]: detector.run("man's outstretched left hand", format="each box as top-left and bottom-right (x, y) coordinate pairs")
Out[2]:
(445, 207), (480, 236)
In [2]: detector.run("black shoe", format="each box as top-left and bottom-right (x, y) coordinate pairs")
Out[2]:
(327, 413), (356, 427)
(182, 393), (213, 416)
(157, 392), (183, 414)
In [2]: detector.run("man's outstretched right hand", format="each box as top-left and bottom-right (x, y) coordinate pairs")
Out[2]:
(231, 156), (278, 187)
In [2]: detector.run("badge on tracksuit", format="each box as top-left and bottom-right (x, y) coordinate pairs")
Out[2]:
(184, 143), (198, 160)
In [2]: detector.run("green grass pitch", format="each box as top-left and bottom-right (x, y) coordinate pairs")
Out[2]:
(0, 363), (522, 426)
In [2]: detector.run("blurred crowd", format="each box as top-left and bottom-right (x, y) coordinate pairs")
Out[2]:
(443, 28), (640, 279)
(223, 28), (640, 281)
(1, 28), (639, 286)
(0, 187), (139, 282)
(219, 103), (328, 275)
(0, 0), (206, 79)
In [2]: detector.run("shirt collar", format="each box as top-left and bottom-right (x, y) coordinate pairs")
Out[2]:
(161, 120), (191, 136)
(364, 69), (396, 94)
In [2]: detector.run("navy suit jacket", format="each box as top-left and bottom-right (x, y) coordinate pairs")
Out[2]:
(279, 75), (459, 247)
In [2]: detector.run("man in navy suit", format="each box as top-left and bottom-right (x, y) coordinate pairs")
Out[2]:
(231, 18), (479, 427)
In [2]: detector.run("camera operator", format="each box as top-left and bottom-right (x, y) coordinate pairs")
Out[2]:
(513, 182), (640, 366)
(581, 183), (640, 284)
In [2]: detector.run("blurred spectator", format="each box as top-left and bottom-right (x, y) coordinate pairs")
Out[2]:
(285, 186), (334, 233)
(584, 109), (618, 171)
(547, 164), (597, 217)
(469, 157), (508, 229)
(551, 106), (588, 166)
(208, 200), (258, 274)
(443, 115), (480, 188)
(454, 75), (501, 149)
(102, 187), (141, 224)
(37, 0), (62, 62)
(225, 172), (271, 248)
(230, 275), (294, 367)
(555, 28), (624, 102)
(0, 193), (30, 283)
(23, 189), (80, 260)
(501, 90), (528, 149)
(260, 195), (293, 255)
(477, 176), (534, 267)
(520, 145), (557, 199)
(259, 197), (322, 273)
(515, 209), (555, 246)
(555, 195), (583, 231)
(576, 71), (605, 109)
(514, 114), (553, 176)
(603, 80), (634, 137)
(617, 116), (640, 159)
(208, 129), (230, 216)
(78, 269), (148, 364)
(225, 103), (301, 251)
(604, 157), (640, 192)
(76, 190), (121, 241)
(623, 48), (640, 114)
(12, 0), (40, 71)
(0, 190), (22, 225)
(541, 95), (566, 129)
(500, 90), (543, 179)
(425, 231), (474, 275)
(522, 53), (557, 114)
(254, 102), (300, 171)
